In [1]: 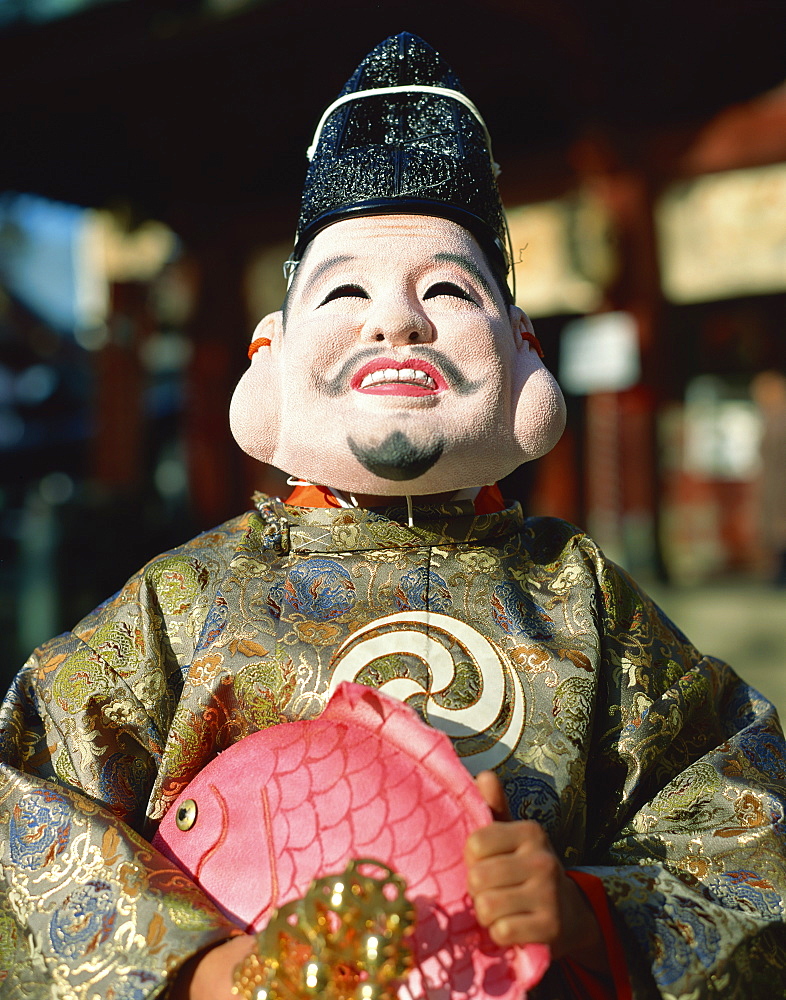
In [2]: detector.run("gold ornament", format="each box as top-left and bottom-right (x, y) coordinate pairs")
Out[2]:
(232, 859), (415, 1000)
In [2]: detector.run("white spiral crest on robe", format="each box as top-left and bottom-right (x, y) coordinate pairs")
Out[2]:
(329, 611), (525, 773)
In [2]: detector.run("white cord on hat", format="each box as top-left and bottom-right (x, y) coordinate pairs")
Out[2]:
(306, 84), (501, 179)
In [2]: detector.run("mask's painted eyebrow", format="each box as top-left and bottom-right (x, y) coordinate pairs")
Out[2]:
(299, 254), (357, 301)
(432, 252), (496, 301)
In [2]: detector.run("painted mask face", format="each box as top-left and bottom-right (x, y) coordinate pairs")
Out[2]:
(230, 215), (565, 495)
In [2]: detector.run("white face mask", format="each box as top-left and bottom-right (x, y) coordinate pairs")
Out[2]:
(230, 215), (566, 496)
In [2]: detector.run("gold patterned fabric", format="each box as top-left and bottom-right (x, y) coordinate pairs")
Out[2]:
(1, 496), (785, 998)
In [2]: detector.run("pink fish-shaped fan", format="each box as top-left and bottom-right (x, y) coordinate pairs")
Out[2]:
(153, 682), (549, 999)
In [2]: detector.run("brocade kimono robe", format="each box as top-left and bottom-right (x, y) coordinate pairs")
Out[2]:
(1, 496), (785, 999)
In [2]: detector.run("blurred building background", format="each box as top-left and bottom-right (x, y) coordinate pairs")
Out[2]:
(1, 0), (786, 698)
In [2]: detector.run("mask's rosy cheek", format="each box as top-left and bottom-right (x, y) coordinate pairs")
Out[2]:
(230, 360), (281, 465)
(512, 362), (566, 461)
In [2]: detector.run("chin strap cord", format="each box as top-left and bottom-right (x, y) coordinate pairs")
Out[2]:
(286, 479), (360, 508)
(328, 487), (359, 508)
(406, 495), (414, 529)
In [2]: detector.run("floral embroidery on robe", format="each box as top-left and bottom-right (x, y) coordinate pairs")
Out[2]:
(1, 498), (785, 998)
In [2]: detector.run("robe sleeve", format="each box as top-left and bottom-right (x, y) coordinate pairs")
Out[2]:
(575, 544), (786, 999)
(0, 533), (244, 999)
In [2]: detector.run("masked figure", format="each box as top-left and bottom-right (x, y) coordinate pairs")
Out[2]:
(1, 33), (785, 1000)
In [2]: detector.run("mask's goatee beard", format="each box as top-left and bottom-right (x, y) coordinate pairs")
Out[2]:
(348, 431), (444, 481)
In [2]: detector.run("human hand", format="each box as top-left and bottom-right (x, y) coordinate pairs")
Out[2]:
(465, 771), (608, 974)
(167, 933), (256, 1000)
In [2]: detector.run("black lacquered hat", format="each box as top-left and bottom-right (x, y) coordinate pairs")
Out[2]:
(291, 32), (508, 274)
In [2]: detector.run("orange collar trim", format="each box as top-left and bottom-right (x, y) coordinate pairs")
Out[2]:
(284, 483), (506, 515)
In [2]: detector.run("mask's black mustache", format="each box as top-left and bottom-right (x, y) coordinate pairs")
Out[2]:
(320, 347), (480, 397)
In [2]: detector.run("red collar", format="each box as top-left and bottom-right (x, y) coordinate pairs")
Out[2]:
(284, 483), (506, 515)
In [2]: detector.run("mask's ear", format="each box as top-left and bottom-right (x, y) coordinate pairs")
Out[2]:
(509, 307), (567, 462)
(229, 311), (284, 466)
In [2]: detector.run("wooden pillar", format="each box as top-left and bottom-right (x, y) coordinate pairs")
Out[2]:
(92, 281), (149, 490)
(571, 135), (665, 575)
(181, 237), (250, 526)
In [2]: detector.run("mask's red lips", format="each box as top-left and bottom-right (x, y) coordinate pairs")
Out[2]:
(351, 358), (447, 397)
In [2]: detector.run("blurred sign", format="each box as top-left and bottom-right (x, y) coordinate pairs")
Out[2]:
(657, 163), (786, 303)
(0, 194), (177, 343)
(683, 375), (761, 480)
(0, 193), (105, 335)
(558, 311), (640, 395)
(507, 192), (614, 317)
(99, 213), (178, 283)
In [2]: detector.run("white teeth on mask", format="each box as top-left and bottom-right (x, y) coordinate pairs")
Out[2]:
(359, 367), (437, 389)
